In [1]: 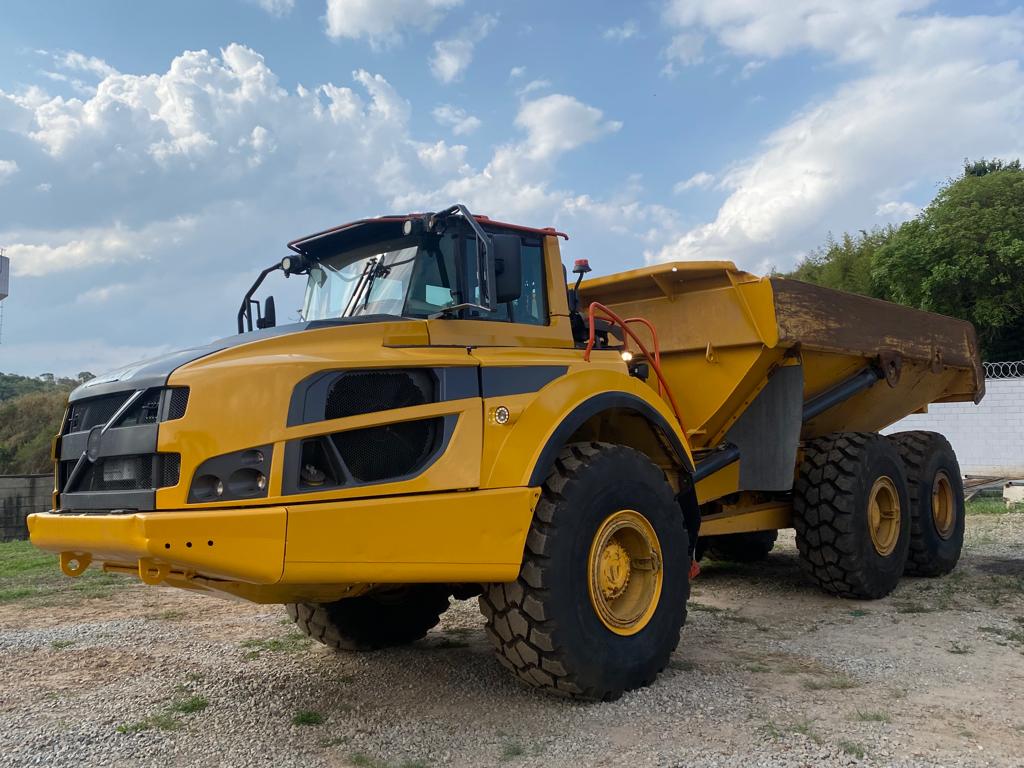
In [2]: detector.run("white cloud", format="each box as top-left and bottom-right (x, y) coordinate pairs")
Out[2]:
(603, 21), (639, 41)
(253, 0), (295, 16)
(651, 5), (1024, 271)
(876, 200), (920, 221)
(673, 171), (714, 193)
(0, 160), (18, 184)
(432, 104), (481, 135)
(509, 66), (526, 79)
(76, 283), (131, 305)
(395, 93), (622, 221)
(325, 0), (463, 47)
(739, 60), (765, 79)
(57, 51), (118, 79)
(430, 14), (497, 83)
(516, 78), (551, 97)
(662, 32), (705, 75)
(4, 218), (197, 277)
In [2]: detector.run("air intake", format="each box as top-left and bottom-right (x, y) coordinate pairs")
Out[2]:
(330, 417), (444, 483)
(325, 370), (435, 420)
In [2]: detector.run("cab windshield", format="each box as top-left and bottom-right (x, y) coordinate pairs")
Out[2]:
(301, 236), (458, 321)
(300, 231), (548, 325)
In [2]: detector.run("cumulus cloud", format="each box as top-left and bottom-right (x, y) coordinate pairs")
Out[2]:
(509, 65), (526, 79)
(432, 104), (481, 135)
(673, 171), (714, 193)
(252, 0), (295, 16)
(324, 0), (463, 47)
(516, 79), (551, 97)
(430, 14), (497, 83)
(651, 3), (1024, 270)
(603, 21), (639, 41)
(4, 218), (197, 277)
(0, 160), (18, 184)
(876, 200), (920, 221)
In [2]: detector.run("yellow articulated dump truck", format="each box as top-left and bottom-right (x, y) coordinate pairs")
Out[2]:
(30, 204), (983, 700)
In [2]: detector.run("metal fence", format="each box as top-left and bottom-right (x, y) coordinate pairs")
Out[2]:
(984, 360), (1024, 379)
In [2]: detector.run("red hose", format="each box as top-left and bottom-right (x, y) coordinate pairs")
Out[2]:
(583, 301), (685, 431)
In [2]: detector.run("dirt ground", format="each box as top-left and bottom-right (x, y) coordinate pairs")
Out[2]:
(1, 512), (1022, 768)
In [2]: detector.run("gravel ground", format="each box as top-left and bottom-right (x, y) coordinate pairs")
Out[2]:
(1, 513), (1022, 768)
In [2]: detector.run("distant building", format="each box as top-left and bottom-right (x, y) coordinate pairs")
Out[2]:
(0, 250), (8, 302)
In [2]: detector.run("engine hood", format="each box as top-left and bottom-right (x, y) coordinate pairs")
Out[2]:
(69, 315), (420, 402)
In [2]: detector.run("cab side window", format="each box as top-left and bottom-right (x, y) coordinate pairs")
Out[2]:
(508, 240), (547, 325)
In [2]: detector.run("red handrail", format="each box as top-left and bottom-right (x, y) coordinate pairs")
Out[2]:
(583, 301), (685, 431)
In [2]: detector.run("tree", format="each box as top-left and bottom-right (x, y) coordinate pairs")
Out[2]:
(872, 161), (1024, 360)
(788, 228), (895, 298)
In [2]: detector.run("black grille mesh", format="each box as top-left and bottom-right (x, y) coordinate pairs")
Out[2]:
(167, 388), (189, 420)
(161, 453), (181, 487)
(75, 456), (154, 492)
(325, 370), (434, 420)
(65, 392), (131, 434)
(115, 389), (161, 427)
(62, 453), (181, 493)
(330, 417), (443, 483)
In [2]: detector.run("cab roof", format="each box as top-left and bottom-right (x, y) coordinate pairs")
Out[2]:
(288, 213), (568, 259)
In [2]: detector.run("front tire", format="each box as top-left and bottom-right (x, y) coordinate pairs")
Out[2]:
(793, 432), (910, 599)
(888, 431), (965, 576)
(286, 585), (451, 651)
(479, 442), (689, 700)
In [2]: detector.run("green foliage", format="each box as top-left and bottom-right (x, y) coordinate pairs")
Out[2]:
(787, 158), (1024, 360)
(873, 162), (1024, 360)
(788, 228), (894, 298)
(0, 371), (91, 474)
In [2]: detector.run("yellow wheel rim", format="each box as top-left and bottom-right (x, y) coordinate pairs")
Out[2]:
(867, 476), (901, 557)
(587, 510), (663, 636)
(932, 471), (956, 540)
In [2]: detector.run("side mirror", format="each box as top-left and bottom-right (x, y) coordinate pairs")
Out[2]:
(493, 234), (522, 304)
(257, 295), (277, 329)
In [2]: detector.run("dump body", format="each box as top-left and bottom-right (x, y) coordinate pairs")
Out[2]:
(579, 261), (983, 512)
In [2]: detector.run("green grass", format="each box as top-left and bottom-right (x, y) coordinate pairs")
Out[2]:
(501, 741), (526, 759)
(966, 498), (1014, 515)
(848, 609), (870, 618)
(240, 632), (312, 656)
(893, 601), (935, 614)
(292, 710), (325, 726)
(0, 540), (127, 605)
(167, 695), (208, 714)
(50, 639), (75, 650)
(839, 740), (866, 758)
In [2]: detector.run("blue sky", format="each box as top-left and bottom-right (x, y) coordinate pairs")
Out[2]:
(0, 0), (1021, 376)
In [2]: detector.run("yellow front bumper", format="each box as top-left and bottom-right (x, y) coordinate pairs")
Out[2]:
(28, 486), (540, 603)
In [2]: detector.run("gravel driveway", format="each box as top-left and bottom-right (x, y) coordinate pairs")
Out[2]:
(2, 513), (1022, 768)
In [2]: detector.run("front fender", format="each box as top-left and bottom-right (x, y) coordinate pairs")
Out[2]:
(484, 368), (693, 488)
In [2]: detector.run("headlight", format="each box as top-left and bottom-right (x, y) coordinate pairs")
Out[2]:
(188, 445), (272, 503)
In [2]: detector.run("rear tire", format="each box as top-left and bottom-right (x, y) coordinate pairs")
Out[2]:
(696, 530), (778, 562)
(793, 432), (910, 599)
(286, 585), (451, 651)
(888, 431), (965, 576)
(479, 442), (689, 700)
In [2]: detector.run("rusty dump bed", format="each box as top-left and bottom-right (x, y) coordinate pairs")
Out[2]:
(578, 261), (984, 451)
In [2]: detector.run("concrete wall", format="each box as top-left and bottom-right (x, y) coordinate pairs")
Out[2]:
(0, 474), (51, 541)
(882, 378), (1024, 476)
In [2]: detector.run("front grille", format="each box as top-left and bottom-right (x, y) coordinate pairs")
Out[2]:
(161, 453), (181, 487)
(330, 417), (443, 483)
(115, 389), (162, 427)
(325, 370), (434, 420)
(75, 456), (154, 492)
(167, 388), (189, 420)
(65, 392), (131, 434)
(61, 453), (181, 493)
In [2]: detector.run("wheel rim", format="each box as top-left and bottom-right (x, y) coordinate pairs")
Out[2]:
(587, 509), (663, 636)
(867, 476), (901, 557)
(932, 471), (956, 540)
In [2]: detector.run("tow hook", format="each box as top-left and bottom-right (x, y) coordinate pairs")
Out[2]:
(138, 558), (170, 585)
(59, 552), (92, 577)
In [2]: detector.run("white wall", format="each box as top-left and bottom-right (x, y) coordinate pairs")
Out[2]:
(882, 378), (1024, 476)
